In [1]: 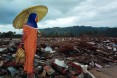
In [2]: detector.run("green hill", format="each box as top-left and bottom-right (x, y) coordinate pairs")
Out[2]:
(39, 26), (117, 37)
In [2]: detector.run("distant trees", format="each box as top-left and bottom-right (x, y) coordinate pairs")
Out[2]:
(1, 26), (117, 38)
(105, 28), (117, 37)
(0, 31), (22, 38)
(41, 31), (74, 37)
(40, 26), (117, 37)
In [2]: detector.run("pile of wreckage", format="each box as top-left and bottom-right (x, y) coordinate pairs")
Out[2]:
(0, 37), (117, 78)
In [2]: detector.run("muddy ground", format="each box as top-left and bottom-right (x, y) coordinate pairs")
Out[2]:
(90, 65), (117, 78)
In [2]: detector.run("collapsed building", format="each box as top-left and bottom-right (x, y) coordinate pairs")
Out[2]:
(0, 37), (117, 78)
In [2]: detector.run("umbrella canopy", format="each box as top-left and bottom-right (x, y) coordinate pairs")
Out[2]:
(13, 5), (48, 29)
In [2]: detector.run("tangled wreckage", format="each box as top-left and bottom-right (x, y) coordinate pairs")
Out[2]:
(0, 37), (117, 78)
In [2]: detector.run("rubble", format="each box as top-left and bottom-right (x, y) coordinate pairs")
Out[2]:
(0, 37), (117, 78)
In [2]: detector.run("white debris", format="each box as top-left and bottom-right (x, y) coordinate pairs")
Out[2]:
(44, 46), (56, 53)
(54, 59), (68, 69)
(73, 62), (96, 78)
(7, 67), (17, 76)
(113, 47), (117, 51)
(35, 54), (40, 58)
(12, 54), (16, 57)
(95, 63), (103, 68)
(87, 42), (95, 45)
(107, 46), (112, 50)
(0, 48), (6, 52)
(0, 61), (4, 66)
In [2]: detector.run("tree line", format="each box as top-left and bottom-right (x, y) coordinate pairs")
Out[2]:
(0, 26), (117, 38)
(40, 26), (117, 37)
(0, 31), (22, 38)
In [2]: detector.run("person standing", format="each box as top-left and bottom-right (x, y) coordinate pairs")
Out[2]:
(18, 13), (39, 78)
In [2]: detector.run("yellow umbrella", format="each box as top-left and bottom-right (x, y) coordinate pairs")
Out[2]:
(13, 5), (48, 29)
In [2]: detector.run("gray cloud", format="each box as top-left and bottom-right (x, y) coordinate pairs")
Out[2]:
(0, 0), (85, 24)
(0, 0), (117, 27)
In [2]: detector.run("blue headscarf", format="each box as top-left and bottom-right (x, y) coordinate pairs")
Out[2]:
(26, 13), (38, 28)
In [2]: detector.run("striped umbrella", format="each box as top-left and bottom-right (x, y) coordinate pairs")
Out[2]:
(13, 5), (48, 29)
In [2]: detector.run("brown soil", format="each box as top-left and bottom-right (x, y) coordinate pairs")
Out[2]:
(90, 65), (117, 78)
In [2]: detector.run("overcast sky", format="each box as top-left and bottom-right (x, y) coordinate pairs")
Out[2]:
(0, 0), (117, 34)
